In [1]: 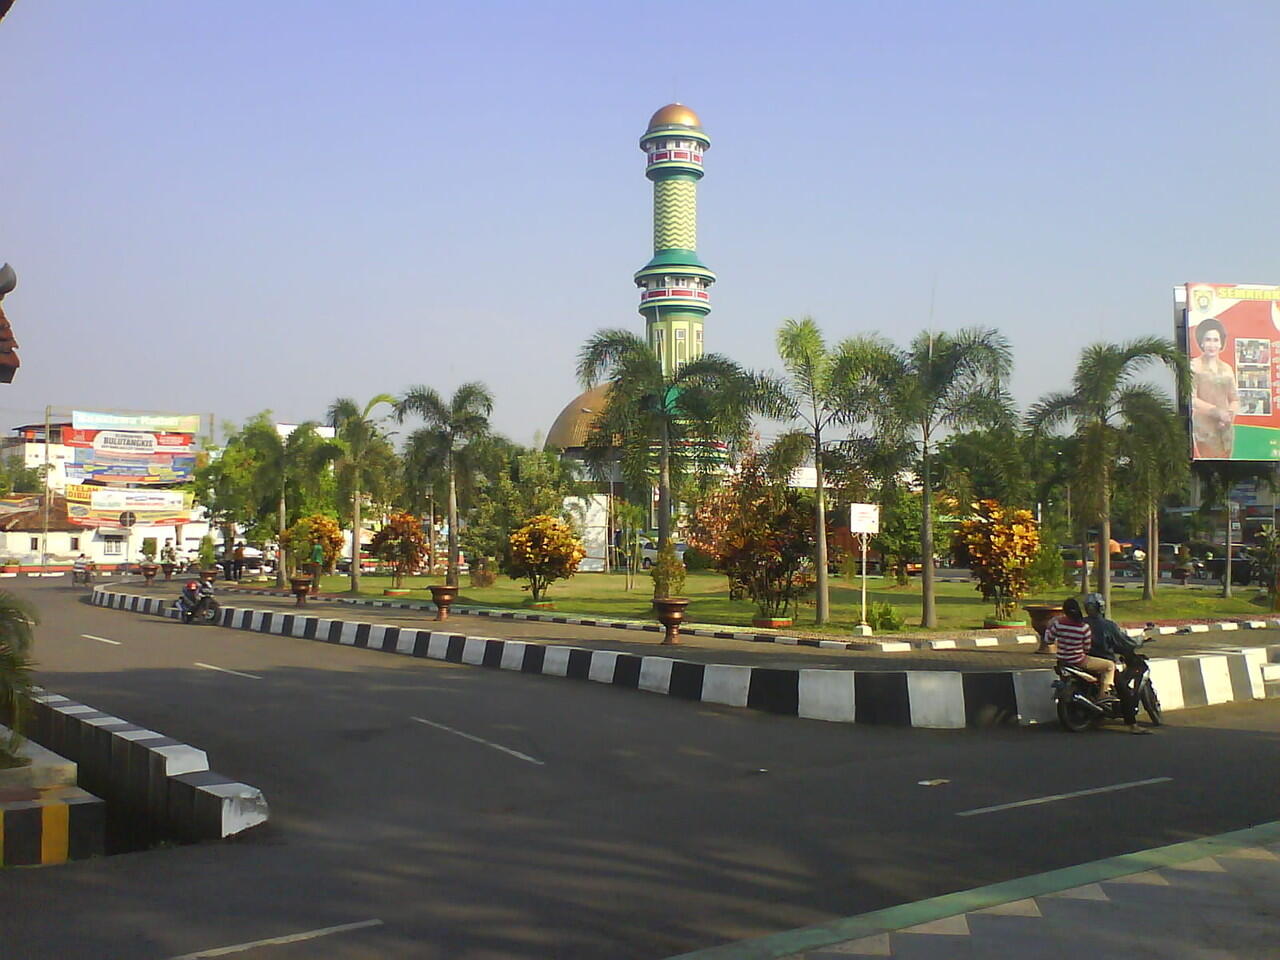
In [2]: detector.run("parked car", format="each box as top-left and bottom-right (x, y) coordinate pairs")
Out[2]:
(638, 540), (687, 569)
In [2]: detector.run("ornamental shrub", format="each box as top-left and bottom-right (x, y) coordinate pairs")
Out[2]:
(368, 512), (430, 588)
(507, 515), (586, 601)
(281, 514), (345, 577)
(868, 601), (905, 632)
(650, 542), (686, 599)
(960, 499), (1040, 619)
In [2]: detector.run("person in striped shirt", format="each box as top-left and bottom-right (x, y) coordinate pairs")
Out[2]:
(1046, 597), (1116, 698)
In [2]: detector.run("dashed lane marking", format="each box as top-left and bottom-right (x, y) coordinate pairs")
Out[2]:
(410, 715), (545, 766)
(194, 661), (263, 680)
(956, 777), (1173, 817)
(166, 918), (384, 958)
(81, 634), (121, 645)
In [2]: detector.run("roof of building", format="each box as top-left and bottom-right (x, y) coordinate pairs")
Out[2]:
(0, 496), (79, 532)
(544, 384), (611, 451)
(647, 103), (702, 130)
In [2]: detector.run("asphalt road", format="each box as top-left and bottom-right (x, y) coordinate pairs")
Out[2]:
(2, 580), (1278, 960)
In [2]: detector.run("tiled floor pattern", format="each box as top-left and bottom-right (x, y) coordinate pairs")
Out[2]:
(784, 842), (1280, 960)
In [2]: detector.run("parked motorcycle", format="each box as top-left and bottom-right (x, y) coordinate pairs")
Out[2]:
(175, 579), (219, 624)
(1053, 624), (1162, 732)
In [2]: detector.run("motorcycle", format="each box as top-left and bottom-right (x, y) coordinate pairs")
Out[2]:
(175, 580), (220, 625)
(1053, 623), (1163, 732)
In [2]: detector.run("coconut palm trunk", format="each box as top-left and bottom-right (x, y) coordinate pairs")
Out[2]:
(920, 428), (937, 628)
(1097, 468), (1113, 609)
(447, 460), (460, 586)
(276, 492), (286, 587)
(657, 419), (672, 550)
(350, 481), (362, 594)
(813, 424), (829, 624)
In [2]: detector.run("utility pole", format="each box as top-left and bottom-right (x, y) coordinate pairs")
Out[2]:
(41, 403), (50, 570)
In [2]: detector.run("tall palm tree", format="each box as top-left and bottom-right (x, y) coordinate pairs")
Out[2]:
(839, 328), (1014, 628)
(756, 317), (859, 624)
(239, 413), (323, 588)
(1027, 337), (1188, 611)
(322, 395), (396, 593)
(395, 383), (494, 586)
(577, 329), (753, 551)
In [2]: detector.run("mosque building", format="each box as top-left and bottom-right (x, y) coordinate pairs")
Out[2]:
(545, 103), (714, 453)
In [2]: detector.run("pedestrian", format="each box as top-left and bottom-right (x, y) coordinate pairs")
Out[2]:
(309, 540), (324, 595)
(233, 541), (246, 581)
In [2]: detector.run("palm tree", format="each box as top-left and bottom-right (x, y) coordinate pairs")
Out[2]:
(0, 591), (37, 759)
(1027, 337), (1189, 612)
(322, 395), (396, 593)
(239, 413), (324, 588)
(395, 383), (494, 586)
(838, 328), (1014, 628)
(577, 329), (753, 551)
(756, 316), (856, 624)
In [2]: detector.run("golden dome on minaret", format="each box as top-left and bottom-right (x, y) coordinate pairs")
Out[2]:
(647, 103), (702, 130)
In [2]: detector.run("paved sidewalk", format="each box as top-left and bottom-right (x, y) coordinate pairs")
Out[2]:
(664, 821), (1280, 959)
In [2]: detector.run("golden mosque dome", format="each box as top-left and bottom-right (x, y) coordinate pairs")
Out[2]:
(648, 103), (702, 130)
(544, 384), (611, 450)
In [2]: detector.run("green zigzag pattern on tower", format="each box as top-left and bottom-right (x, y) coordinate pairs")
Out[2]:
(653, 178), (697, 252)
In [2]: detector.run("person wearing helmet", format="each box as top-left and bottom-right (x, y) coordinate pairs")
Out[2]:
(1083, 593), (1149, 733)
(1047, 597), (1117, 701)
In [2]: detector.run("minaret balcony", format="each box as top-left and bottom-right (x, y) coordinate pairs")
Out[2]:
(639, 288), (711, 306)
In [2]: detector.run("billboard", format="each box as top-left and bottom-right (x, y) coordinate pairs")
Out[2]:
(1184, 282), (1280, 460)
(60, 423), (198, 484)
(65, 485), (195, 528)
(72, 410), (202, 434)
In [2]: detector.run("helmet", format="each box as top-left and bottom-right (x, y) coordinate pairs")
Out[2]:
(1084, 592), (1105, 615)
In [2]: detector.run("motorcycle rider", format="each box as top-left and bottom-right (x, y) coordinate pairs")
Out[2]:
(1083, 592), (1151, 734)
(178, 575), (214, 623)
(1047, 596), (1117, 702)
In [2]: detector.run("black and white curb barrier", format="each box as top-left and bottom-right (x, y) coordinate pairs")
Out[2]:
(93, 587), (1280, 730)
(22, 687), (268, 843)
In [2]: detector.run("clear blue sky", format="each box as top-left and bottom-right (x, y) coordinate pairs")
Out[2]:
(4, 1), (1278, 444)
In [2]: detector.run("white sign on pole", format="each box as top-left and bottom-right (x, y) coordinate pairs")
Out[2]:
(849, 503), (880, 535)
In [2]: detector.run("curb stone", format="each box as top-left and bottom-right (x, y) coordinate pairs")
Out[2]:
(92, 587), (1280, 731)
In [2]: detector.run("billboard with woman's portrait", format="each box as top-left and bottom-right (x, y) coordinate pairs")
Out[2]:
(1184, 282), (1280, 460)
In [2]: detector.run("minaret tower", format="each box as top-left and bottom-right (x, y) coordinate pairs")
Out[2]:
(635, 104), (714, 375)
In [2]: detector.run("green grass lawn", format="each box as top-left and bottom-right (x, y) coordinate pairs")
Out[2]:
(299, 570), (1276, 635)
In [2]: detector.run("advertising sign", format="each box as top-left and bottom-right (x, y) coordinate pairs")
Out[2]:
(849, 503), (881, 535)
(64, 456), (196, 485)
(1185, 282), (1280, 460)
(61, 428), (195, 454)
(72, 410), (203, 434)
(65, 485), (194, 527)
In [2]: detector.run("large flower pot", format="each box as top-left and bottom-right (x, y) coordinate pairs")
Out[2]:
(1023, 604), (1063, 652)
(383, 588), (411, 597)
(160, 562), (176, 582)
(653, 597), (690, 645)
(429, 584), (459, 621)
(289, 575), (313, 607)
(200, 568), (220, 584)
(139, 562), (159, 586)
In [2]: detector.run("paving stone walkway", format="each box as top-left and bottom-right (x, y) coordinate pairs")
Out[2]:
(664, 822), (1280, 960)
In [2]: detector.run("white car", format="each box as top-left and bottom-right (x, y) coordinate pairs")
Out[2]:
(639, 540), (687, 569)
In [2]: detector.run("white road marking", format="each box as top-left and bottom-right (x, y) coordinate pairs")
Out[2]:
(81, 634), (121, 645)
(194, 662), (262, 680)
(410, 715), (545, 766)
(956, 777), (1173, 817)
(166, 918), (383, 958)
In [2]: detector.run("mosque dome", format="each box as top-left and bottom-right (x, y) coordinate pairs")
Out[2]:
(544, 384), (611, 450)
(647, 103), (702, 130)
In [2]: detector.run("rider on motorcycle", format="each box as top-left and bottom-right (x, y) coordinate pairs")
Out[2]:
(178, 576), (215, 623)
(1048, 596), (1117, 702)
(1083, 593), (1151, 734)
